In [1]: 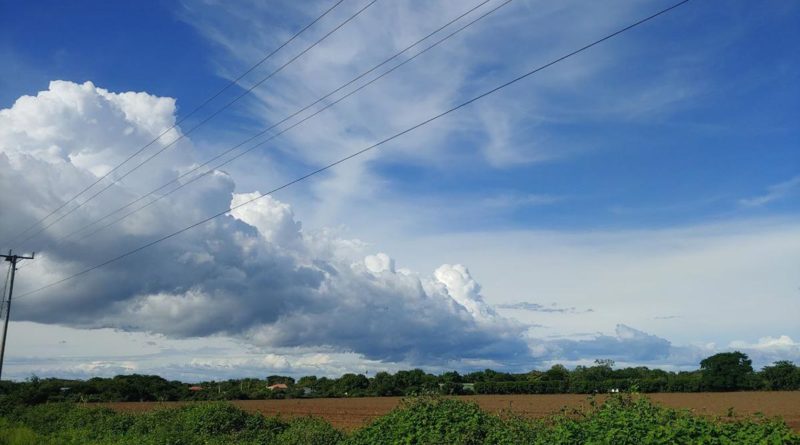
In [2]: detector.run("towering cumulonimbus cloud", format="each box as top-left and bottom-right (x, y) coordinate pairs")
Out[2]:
(0, 80), (527, 364)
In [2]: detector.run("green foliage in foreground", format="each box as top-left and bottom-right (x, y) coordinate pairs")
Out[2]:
(0, 395), (797, 445)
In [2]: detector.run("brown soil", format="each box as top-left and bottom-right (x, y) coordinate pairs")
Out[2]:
(99, 391), (800, 432)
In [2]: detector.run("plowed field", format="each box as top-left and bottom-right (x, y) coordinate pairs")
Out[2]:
(101, 392), (800, 431)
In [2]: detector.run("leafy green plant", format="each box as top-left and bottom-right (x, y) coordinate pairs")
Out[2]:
(0, 418), (48, 445)
(276, 417), (344, 445)
(0, 394), (798, 444)
(346, 397), (498, 445)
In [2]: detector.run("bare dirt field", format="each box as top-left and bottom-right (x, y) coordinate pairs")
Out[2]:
(101, 392), (800, 431)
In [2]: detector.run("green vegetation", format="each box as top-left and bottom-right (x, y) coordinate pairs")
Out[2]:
(700, 352), (756, 392)
(0, 402), (340, 445)
(1, 353), (798, 405)
(349, 396), (800, 445)
(0, 394), (797, 445)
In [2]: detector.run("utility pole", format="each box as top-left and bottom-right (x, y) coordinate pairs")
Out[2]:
(0, 250), (34, 381)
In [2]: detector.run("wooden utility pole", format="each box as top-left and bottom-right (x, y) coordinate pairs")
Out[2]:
(0, 250), (34, 380)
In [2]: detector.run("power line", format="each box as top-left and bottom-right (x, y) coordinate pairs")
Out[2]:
(5, 0), (345, 246)
(53, 0), (502, 246)
(4, 0), (360, 248)
(15, 0), (690, 300)
(12, 0), (378, 249)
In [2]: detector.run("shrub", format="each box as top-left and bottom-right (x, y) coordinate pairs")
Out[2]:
(0, 418), (48, 445)
(180, 403), (252, 436)
(346, 397), (494, 445)
(276, 417), (344, 445)
(537, 394), (800, 445)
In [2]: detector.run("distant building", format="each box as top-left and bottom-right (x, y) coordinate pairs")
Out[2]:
(188, 386), (203, 391)
(267, 383), (288, 391)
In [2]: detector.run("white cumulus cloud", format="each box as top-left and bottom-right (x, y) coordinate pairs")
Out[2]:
(0, 80), (526, 367)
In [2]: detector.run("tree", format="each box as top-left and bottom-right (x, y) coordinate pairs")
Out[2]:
(595, 359), (615, 369)
(296, 376), (318, 388)
(369, 372), (398, 396)
(541, 365), (570, 382)
(266, 375), (295, 386)
(761, 361), (800, 390)
(394, 369), (427, 394)
(700, 352), (754, 391)
(336, 374), (369, 396)
(314, 377), (335, 397)
(436, 371), (462, 395)
(439, 371), (462, 384)
(585, 360), (614, 382)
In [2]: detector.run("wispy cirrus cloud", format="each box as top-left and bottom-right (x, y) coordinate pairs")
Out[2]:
(480, 193), (563, 209)
(739, 176), (800, 207)
(175, 0), (703, 228)
(496, 302), (592, 314)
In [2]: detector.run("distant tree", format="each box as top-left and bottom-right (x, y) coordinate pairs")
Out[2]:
(541, 365), (570, 382)
(394, 369), (427, 393)
(700, 352), (754, 391)
(313, 377), (335, 397)
(761, 361), (800, 390)
(667, 371), (702, 392)
(266, 375), (295, 386)
(525, 369), (544, 381)
(369, 372), (397, 396)
(586, 359), (614, 381)
(336, 374), (369, 396)
(434, 371), (461, 395)
(439, 371), (462, 384)
(297, 376), (318, 388)
(594, 359), (615, 369)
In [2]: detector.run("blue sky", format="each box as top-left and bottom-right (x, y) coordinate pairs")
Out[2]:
(3, 0), (797, 231)
(0, 0), (798, 379)
(1, 1), (214, 105)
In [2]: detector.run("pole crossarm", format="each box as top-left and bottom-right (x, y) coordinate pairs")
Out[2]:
(0, 252), (35, 263)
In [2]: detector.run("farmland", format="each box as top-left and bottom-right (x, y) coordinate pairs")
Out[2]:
(2, 393), (799, 444)
(100, 392), (800, 431)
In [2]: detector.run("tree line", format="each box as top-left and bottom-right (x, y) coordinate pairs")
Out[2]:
(0, 352), (797, 405)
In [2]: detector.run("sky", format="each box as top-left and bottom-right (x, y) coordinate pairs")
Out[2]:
(0, 0), (798, 381)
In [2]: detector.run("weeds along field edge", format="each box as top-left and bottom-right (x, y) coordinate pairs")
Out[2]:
(1, 394), (799, 445)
